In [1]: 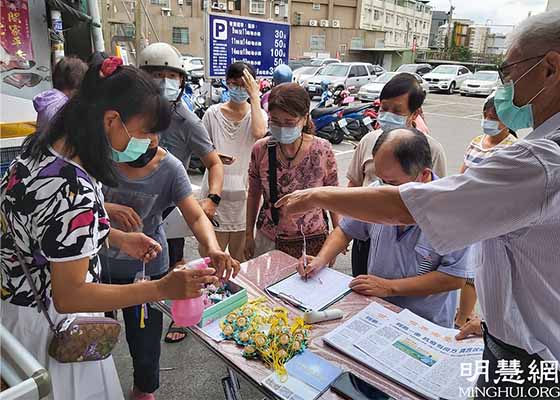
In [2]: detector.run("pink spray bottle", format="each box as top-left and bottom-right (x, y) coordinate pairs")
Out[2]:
(171, 257), (211, 327)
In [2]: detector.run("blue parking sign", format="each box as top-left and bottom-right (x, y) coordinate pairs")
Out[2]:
(208, 14), (290, 78)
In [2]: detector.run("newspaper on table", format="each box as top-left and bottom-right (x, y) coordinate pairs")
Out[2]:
(323, 302), (484, 400)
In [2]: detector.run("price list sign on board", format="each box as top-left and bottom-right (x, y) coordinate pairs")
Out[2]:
(208, 13), (290, 78)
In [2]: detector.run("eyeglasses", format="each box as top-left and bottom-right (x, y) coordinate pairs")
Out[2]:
(497, 54), (545, 83)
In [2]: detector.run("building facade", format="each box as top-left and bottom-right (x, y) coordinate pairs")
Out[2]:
(485, 32), (507, 55)
(359, 0), (432, 49)
(103, 0), (391, 60)
(428, 10), (447, 48)
(467, 25), (489, 54)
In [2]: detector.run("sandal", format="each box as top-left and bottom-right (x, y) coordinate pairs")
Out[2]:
(164, 322), (188, 343)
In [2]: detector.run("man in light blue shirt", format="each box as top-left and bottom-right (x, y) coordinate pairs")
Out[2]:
(299, 128), (475, 328)
(279, 10), (560, 396)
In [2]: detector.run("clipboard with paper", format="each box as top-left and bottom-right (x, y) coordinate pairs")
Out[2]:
(266, 268), (353, 311)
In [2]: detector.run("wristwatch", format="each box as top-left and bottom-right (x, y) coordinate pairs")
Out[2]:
(207, 193), (221, 206)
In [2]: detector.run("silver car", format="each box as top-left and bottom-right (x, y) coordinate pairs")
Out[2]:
(358, 72), (429, 102)
(293, 66), (323, 85)
(460, 71), (500, 97)
(306, 62), (375, 98)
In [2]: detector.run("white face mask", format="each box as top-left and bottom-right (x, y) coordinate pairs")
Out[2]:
(157, 78), (181, 102)
(481, 119), (504, 136)
(269, 125), (303, 144)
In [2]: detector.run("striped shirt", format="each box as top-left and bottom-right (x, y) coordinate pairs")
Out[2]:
(463, 134), (517, 169)
(400, 112), (560, 361)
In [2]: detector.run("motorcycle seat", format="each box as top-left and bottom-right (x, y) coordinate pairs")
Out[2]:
(341, 103), (375, 115)
(311, 106), (343, 119)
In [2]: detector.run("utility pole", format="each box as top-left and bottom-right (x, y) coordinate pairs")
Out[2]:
(445, 3), (454, 56)
(134, 0), (144, 60)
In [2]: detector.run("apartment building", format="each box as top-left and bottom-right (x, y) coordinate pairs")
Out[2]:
(485, 32), (507, 55)
(467, 25), (489, 54)
(359, 0), (432, 49)
(428, 10), (447, 48)
(103, 0), (387, 60)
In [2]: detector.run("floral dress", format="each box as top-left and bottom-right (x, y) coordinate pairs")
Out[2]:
(0, 146), (123, 400)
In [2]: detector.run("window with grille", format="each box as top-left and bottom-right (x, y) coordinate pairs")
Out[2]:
(150, 0), (169, 5)
(172, 27), (189, 44)
(249, 0), (265, 14)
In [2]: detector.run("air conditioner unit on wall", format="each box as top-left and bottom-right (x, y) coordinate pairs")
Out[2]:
(320, 19), (329, 27)
(211, 2), (225, 10)
(332, 19), (340, 27)
(177, 0), (183, 5)
(309, 19), (318, 26)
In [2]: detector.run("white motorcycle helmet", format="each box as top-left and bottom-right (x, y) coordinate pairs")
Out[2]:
(138, 43), (186, 76)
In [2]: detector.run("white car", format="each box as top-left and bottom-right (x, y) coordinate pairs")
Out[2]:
(423, 65), (473, 94)
(358, 72), (429, 102)
(306, 62), (375, 98)
(293, 66), (323, 85)
(309, 58), (341, 67)
(460, 71), (500, 96)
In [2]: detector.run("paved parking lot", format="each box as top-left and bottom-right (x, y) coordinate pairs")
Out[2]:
(114, 92), (504, 400)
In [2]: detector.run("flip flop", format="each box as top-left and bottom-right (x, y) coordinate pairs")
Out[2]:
(164, 322), (188, 343)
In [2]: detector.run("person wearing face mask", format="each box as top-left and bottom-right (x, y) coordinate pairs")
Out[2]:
(275, 10), (560, 396)
(296, 128), (474, 328)
(99, 121), (239, 400)
(136, 44), (226, 342)
(244, 83), (339, 260)
(346, 73), (447, 278)
(0, 58), (221, 399)
(199, 62), (267, 262)
(453, 96), (517, 330)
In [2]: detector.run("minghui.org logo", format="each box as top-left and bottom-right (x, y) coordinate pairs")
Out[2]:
(460, 386), (560, 398)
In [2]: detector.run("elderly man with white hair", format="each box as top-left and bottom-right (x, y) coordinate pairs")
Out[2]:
(276, 10), (560, 398)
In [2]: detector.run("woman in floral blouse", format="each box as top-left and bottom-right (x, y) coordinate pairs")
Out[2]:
(245, 83), (339, 259)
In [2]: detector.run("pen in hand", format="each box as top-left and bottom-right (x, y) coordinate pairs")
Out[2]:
(301, 225), (308, 282)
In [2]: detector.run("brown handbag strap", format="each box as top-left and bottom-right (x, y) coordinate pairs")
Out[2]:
(15, 248), (57, 333)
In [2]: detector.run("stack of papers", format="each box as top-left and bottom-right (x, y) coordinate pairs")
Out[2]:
(323, 303), (484, 400)
(267, 268), (352, 311)
(262, 350), (342, 400)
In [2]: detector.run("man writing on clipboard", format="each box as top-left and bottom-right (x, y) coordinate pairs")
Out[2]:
(298, 128), (475, 328)
(278, 10), (560, 397)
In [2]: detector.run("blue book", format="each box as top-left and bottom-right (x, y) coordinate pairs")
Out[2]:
(262, 350), (343, 400)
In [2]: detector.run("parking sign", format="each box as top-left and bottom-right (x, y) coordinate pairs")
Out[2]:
(208, 13), (290, 78)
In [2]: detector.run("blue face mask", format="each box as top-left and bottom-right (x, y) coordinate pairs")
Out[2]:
(270, 125), (303, 144)
(481, 119), (503, 136)
(157, 78), (181, 102)
(110, 117), (152, 163)
(495, 57), (545, 130)
(377, 111), (408, 132)
(228, 86), (249, 103)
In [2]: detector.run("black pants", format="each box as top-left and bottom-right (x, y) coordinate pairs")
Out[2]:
(476, 325), (557, 400)
(162, 206), (185, 268)
(351, 239), (370, 277)
(103, 273), (166, 394)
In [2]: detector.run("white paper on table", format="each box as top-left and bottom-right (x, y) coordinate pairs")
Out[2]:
(199, 318), (225, 342)
(266, 268), (352, 311)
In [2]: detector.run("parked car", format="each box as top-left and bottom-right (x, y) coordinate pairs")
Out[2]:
(368, 64), (386, 77)
(396, 63), (432, 76)
(423, 65), (473, 94)
(357, 72), (429, 102)
(293, 66), (323, 85)
(460, 70), (500, 96)
(309, 58), (341, 67)
(305, 62), (375, 98)
(288, 57), (312, 71)
(182, 56), (204, 82)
